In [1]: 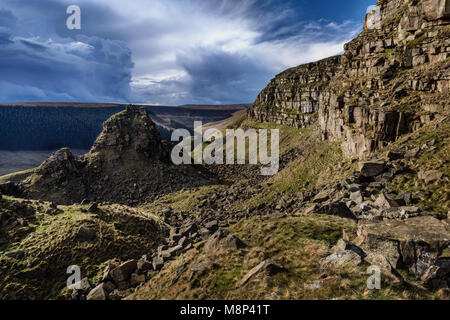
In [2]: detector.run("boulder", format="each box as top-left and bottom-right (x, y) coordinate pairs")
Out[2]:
(350, 191), (364, 204)
(381, 206), (422, 220)
(205, 220), (218, 232)
(357, 216), (450, 277)
(387, 150), (405, 161)
(421, 256), (450, 289)
(189, 261), (213, 280)
(160, 245), (183, 259)
(178, 236), (189, 247)
(87, 284), (108, 300)
(237, 260), (285, 288)
(102, 281), (116, 293)
(405, 147), (420, 159)
(101, 263), (116, 282)
(221, 234), (248, 251)
(316, 201), (356, 219)
(365, 252), (404, 283)
(375, 192), (406, 208)
(418, 170), (443, 185)
(422, 0), (450, 21)
(76, 226), (96, 242)
(332, 239), (367, 258)
(304, 275), (342, 290)
(205, 229), (229, 253)
(320, 250), (362, 270)
(205, 229), (247, 253)
(359, 161), (385, 177)
(313, 190), (330, 203)
(137, 258), (152, 273)
(110, 260), (137, 283)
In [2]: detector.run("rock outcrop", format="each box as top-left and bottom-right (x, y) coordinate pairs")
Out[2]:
(249, 56), (341, 128)
(249, 0), (449, 158)
(21, 105), (213, 205)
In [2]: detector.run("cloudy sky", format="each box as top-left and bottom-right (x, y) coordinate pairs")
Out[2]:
(0, 0), (376, 105)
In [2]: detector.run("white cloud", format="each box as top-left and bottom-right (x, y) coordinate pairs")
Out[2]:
(84, 0), (360, 104)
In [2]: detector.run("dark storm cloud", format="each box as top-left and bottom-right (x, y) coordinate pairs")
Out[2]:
(0, 3), (134, 103)
(178, 49), (274, 104)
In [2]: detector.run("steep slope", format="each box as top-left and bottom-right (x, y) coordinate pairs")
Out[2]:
(128, 115), (450, 301)
(249, 0), (449, 158)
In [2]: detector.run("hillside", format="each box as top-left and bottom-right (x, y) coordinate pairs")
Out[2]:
(0, 0), (449, 301)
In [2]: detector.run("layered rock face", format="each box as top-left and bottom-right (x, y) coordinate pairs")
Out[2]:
(250, 0), (449, 158)
(249, 56), (340, 128)
(22, 105), (212, 205)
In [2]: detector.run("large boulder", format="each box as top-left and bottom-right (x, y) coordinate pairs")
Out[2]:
(315, 201), (357, 219)
(359, 161), (385, 177)
(320, 250), (362, 270)
(205, 229), (248, 254)
(87, 283), (108, 301)
(375, 192), (406, 208)
(421, 250), (450, 289)
(356, 216), (450, 278)
(110, 260), (138, 284)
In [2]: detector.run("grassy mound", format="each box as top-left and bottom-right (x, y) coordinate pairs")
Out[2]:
(0, 196), (167, 299)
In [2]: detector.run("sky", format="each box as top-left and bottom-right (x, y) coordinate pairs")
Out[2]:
(0, 0), (376, 105)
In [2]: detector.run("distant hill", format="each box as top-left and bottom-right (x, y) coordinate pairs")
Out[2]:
(0, 103), (249, 151)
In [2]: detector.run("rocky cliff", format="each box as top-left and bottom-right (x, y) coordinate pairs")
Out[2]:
(249, 56), (341, 128)
(249, 0), (449, 158)
(20, 105), (213, 205)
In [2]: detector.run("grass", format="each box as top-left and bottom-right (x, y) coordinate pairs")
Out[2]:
(234, 136), (354, 211)
(0, 198), (166, 299)
(381, 118), (450, 218)
(139, 184), (227, 216)
(129, 213), (434, 300)
(0, 169), (34, 184)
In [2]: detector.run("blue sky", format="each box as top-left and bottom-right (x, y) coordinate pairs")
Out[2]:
(0, 0), (376, 105)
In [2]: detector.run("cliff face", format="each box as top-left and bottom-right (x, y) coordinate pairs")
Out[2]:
(249, 56), (341, 128)
(249, 0), (449, 158)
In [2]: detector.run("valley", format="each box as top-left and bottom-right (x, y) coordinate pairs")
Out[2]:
(0, 0), (449, 301)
